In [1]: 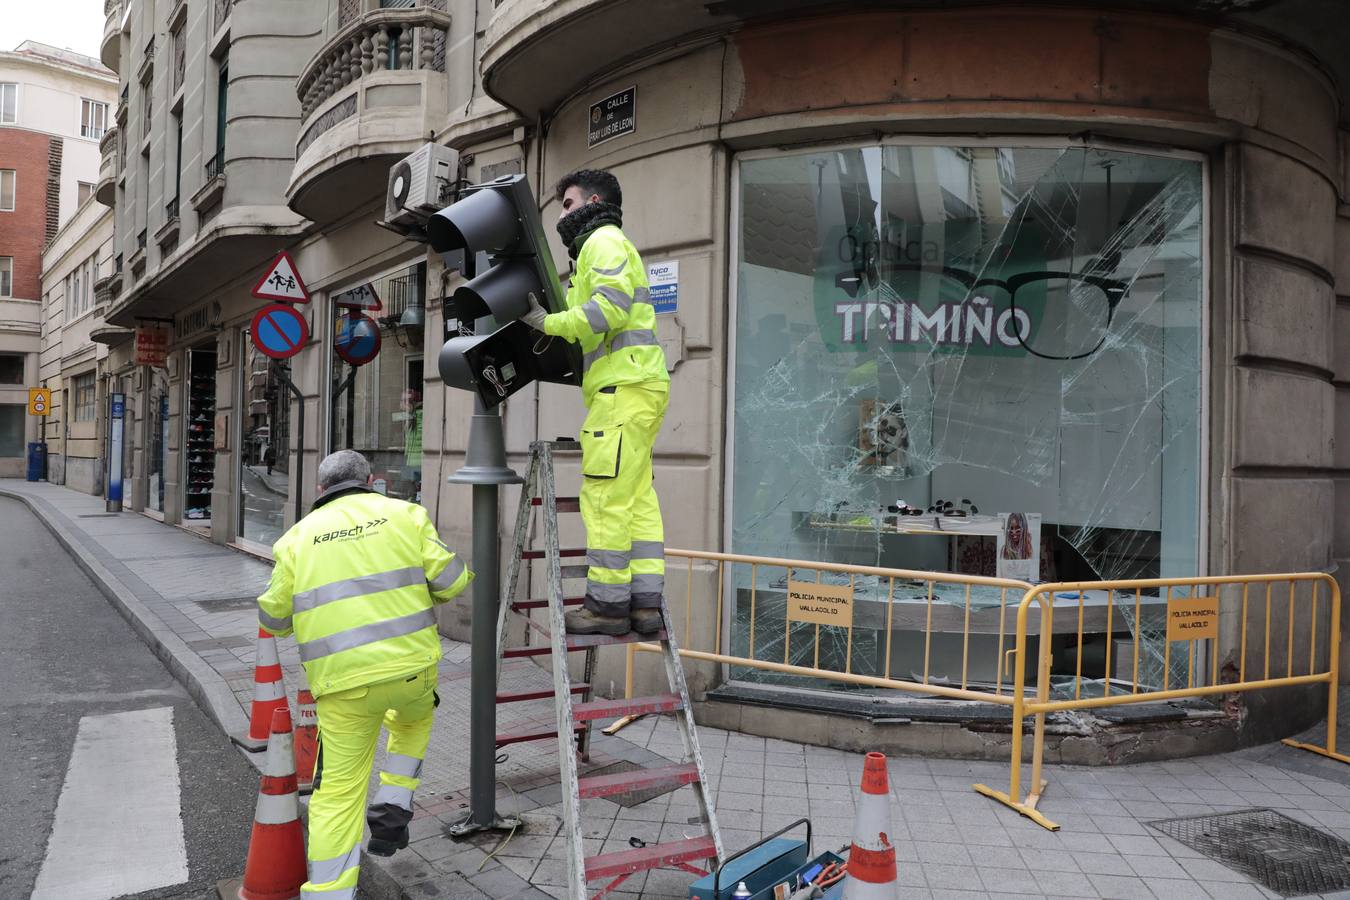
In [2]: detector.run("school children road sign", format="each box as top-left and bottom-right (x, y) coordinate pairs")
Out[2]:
(28, 388), (51, 415)
(251, 304), (310, 360)
(252, 250), (310, 303)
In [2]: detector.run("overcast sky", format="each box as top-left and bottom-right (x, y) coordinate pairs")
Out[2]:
(9, 1), (109, 64)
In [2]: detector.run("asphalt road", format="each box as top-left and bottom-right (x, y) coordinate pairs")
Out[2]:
(0, 497), (259, 900)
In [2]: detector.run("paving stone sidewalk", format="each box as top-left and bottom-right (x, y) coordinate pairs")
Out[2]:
(9, 477), (1350, 899)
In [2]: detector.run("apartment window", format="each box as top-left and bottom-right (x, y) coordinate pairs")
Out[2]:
(215, 60), (228, 162)
(81, 98), (108, 139)
(0, 170), (14, 210)
(0, 353), (22, 384)
(78, 181), (95, 206)
(0, 83), (15, 124)
(72, 266), (82, 314)
(73, 373), (96, 421)
(0, 257), (11, 297)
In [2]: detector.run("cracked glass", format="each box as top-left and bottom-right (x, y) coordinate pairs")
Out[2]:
(733, 145), (1203, 694)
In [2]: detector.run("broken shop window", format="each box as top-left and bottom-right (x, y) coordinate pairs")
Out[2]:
(732, 145), (1203, 697)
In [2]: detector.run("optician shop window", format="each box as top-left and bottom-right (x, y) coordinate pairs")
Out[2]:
(329, 261), (426, 503)
(731, 144), (1203, 695)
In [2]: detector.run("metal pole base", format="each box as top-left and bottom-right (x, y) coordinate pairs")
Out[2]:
(445, 814), (522, 839)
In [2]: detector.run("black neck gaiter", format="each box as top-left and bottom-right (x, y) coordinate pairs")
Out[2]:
(556, 201), (623, 260)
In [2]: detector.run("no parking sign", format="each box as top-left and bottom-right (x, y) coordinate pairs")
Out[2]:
(335, 312), (381, 366)
(250, 304), (309, 360)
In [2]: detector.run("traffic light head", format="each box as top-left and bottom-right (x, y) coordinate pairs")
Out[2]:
(431, 174), (582, 405)
(426, 174), (565, 323)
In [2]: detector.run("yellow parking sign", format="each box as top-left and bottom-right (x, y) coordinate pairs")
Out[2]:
(28, 388), (51, 416)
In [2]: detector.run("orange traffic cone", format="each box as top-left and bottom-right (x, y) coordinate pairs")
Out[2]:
(843, 752), (899, 899)
(238, 707), (308, 900)
(293, 689), (318, 795)
(233, 628), (288, 752)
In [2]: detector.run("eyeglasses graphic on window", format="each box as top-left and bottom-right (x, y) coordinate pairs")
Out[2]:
(837, 261), (1128, 361)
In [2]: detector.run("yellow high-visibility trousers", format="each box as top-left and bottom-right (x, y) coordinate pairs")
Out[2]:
(579, 382), (669, 616)
(302, 666), (437, 899)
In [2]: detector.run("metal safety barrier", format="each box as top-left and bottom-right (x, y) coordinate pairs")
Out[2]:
(615, 549), (1035, 732)
(973, 572), (1344, 831)
(613, 556), (1344, 833)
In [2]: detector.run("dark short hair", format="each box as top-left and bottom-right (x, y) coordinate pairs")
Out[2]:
(554, 169), (621, 207)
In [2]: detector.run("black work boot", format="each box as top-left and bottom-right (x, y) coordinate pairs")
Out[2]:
(630, 608), (663, 635)
(367, 802), (412, 857)
(565, 607), (629, 636)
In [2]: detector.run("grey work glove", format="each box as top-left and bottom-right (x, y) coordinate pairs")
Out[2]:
(520, 293), (549, 332)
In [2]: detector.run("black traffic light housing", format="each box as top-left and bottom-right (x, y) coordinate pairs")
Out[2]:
(427, 174), (581, 406)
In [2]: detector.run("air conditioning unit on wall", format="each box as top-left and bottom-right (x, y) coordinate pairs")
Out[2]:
(385, 143), (459, 229)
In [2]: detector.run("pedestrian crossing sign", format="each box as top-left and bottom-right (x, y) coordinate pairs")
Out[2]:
(28, 387), (51, 416)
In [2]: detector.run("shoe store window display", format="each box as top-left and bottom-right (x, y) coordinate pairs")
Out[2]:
(518, 169), (670, 639)
(184, 347), (217, 523)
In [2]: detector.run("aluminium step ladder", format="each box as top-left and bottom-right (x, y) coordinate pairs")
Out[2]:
(497, 439), (724, 899)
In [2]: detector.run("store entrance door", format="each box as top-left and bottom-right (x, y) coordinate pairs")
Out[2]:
(184, 346), (217, 529)
(146, 368), (169, 514)
(239, 325), (291, 549)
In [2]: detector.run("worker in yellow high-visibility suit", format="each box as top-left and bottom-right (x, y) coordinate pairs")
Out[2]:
(521, 169), (670, 637)
(257, 449), (472, 899)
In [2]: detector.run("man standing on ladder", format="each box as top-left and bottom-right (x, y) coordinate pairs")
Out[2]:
(256, 449), (473, 899)
(521, 169), (670, 637)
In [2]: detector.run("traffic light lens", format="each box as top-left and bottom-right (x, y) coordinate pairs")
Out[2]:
(426, 188), (518, 254)
(452, 262), (542, 323)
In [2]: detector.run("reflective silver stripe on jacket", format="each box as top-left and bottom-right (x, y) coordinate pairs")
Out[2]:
(630, 540), (664, 560)
(595, 285), (634, 312)
(582, 329), (660, 372)
(382, 752), (424, 780)
(293, 566), (425, 614)
(582, 301), (610, 334)
(371, 781), (414, 811)
(631, 573), (664, 593)
(427, 556), (466, 593)
(592, 259), (627, 277)
(587, 548), (630, 570)
(259, 610), (292, 632)
(297, 610), (437, 662)
(308, 844), (362, 886)
(634, 286), (651, 306)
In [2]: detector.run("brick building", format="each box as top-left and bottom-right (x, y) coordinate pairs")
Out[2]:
(0, 42), (116, 477)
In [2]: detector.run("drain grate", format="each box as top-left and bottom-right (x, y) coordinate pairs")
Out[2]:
(1149, 808), (1350, 896)
(193, 595), (260, 612)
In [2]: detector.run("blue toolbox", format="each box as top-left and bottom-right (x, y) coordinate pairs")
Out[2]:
(689, 819), (849, 900)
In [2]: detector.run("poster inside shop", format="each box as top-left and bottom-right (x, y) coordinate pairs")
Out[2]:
(996, 512), (1041, 581)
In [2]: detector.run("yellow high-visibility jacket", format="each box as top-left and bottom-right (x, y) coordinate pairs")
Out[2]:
(543, 224), (669, 406)
(257, 483), (472, 696)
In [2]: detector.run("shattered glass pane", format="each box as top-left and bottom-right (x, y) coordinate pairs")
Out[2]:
(733, 145), (1203, 694)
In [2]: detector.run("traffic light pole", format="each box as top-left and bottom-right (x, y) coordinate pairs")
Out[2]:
(447, 387), (522, 838)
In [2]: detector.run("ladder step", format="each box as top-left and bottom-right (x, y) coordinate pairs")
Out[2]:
(495, 716), (586, 747)
(530, 496), (581, 513)
(496, 684), (590, 704)
(578, 762), (700, 800)
(585, 835), (717, 881)
(520, 548), (585, 560)
(574, 692), (683, 722)
(501, 630), (667, 659)
(510, 597), (585, 611)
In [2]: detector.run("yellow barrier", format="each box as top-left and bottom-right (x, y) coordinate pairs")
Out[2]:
(972, 573), (1344, 831)
(612, 554), (1344, 833)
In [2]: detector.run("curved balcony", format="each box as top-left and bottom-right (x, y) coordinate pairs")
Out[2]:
(101, 0), (121, 70)
(287, 6), (450, 225)
(96, 125), (118, 207)
(481, 0), (731, 114)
